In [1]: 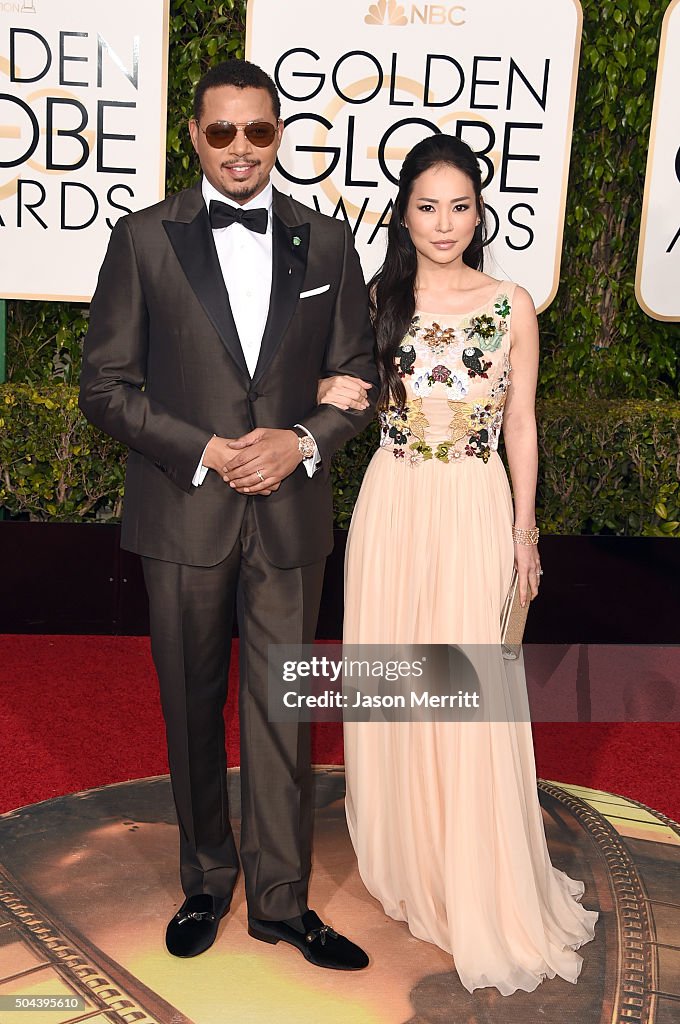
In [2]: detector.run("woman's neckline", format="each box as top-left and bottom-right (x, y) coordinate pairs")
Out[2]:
(414, 280), (506, 319)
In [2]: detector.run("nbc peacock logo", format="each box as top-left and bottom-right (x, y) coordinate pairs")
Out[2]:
(365, 0), (409, 26)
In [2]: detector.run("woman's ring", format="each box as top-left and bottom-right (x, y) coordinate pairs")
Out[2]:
(256, 469), (264, 483)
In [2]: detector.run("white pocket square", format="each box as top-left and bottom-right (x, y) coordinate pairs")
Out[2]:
(299, 284), (330, 299)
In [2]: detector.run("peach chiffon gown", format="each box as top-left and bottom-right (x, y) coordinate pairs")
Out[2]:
(343, 281), (598, 995)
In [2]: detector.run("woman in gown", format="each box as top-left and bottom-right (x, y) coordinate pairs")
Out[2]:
(319, 135), (598, 995)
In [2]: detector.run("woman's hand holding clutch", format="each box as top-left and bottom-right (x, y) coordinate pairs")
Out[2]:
(511, 526), (542, 607)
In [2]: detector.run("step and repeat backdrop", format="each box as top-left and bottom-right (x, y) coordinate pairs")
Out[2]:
(0, 0), (169, 301)
(1, 0), (678, 320)
(248, 0), (582, 312)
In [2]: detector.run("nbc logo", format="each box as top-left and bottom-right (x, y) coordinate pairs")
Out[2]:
(365, 0), (408, 26)
(365, 2), (466, 26)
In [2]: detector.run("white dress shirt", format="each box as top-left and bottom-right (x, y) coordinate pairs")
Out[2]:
(192, 176), (319, 485)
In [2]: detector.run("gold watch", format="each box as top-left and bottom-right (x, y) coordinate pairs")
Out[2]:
(293, 426), (316, 460)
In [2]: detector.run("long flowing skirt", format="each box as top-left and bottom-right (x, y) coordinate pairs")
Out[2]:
(343, 448), (598, 995)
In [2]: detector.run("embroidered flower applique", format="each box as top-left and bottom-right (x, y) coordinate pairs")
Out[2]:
(490, 356), (512, 400)
(406, 316), (465, 357)
(495, 296), (511, 319)
(469, 402), (494, 427)
(379, 398), (428, 458)
(411, 364), (468, 399)
(429, 364), (451, 384)
(467, 313), (496, 340)
(381, 405), (409, 445)
(422, 322), (458, 352)
(465, 431), (492, 462)
(446, 396), (505, 462)
(422, 322), (453, 345)
(409, 439), (433, 463)
(462, 295), (512, 353)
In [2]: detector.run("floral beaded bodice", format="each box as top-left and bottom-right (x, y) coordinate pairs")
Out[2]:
(379, 281), (515, 465)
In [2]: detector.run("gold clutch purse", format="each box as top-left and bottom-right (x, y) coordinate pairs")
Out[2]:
(500, 568), (529, 660)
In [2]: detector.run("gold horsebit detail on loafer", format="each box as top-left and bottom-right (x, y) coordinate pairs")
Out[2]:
(305, 924), (338, 945)
(177, 910), (216, 925)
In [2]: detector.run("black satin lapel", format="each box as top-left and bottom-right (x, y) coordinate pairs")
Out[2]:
(251, 217), (310, 386)
(163, 210), (250, 380)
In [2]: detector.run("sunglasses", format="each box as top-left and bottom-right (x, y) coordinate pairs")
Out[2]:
(197, 120), (279, 149)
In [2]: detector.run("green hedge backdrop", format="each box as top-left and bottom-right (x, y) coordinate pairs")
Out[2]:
(1, 0), (678, 534)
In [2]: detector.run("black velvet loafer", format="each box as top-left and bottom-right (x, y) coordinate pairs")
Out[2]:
(166, 894), (229, 958)
(247, 909), (369, 970)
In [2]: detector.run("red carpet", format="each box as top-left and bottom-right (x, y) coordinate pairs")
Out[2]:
(1, 635), (679, 820)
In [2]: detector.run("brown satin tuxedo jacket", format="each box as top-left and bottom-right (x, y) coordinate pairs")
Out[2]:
(79, 182), (379, 568)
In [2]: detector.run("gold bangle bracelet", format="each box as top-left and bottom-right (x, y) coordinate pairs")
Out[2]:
(512, 526), (539, 545)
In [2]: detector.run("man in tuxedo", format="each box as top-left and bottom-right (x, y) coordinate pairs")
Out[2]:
(79, 59), (377, 968)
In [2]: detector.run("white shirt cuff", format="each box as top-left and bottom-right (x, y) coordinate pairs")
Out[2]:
(294, 423), (321, 477)
(192, 440), (211, 487)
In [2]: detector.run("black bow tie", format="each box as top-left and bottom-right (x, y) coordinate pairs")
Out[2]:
(209, 200), (268, 234)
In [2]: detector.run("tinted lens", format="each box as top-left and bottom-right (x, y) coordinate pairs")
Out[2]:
(244, 122), (277, 147)
(204, 123), (237, 148)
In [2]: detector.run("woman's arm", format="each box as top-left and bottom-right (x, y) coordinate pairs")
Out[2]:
(317, 375), (372, 410)
(501, 285), (542, 606)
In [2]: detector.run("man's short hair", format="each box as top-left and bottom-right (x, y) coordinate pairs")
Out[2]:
(193, 59), (281, 122)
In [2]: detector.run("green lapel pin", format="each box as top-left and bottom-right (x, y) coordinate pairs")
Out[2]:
(292, 235), (301, 247)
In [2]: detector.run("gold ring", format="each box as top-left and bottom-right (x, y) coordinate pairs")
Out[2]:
(256, 469), (264, 483)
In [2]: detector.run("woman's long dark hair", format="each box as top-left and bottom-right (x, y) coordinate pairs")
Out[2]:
(370, 134), (487, 409)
